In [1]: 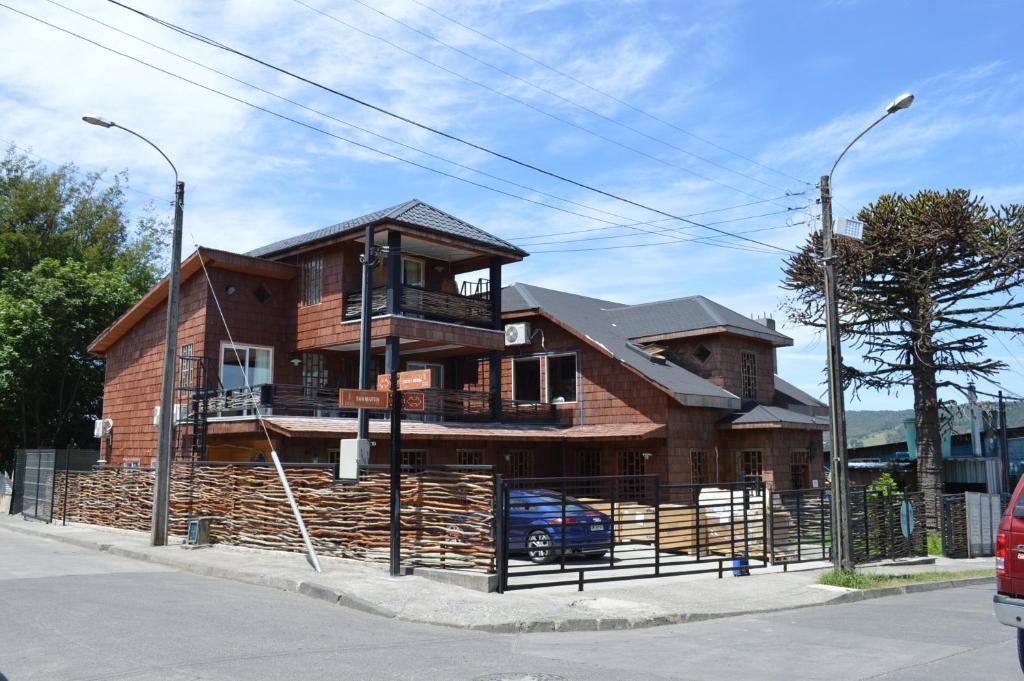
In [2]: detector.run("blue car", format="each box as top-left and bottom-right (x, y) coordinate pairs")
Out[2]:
(508, 489), (613, 564)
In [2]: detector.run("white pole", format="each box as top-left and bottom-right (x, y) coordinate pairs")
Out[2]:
(270, 450), (322, 573)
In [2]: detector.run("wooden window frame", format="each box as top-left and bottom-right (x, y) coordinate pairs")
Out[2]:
(300, 255), (323, 306)
(740, 350), (757, 400)
(511, 356), (542, 403)
(690, 449), (708, 485)
(545, 352), (578, 404)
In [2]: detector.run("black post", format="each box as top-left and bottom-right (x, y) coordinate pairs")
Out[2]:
(62, 450), (70, 526)
(494, 474), (506, 593)
(489, 257), (503, 423)
(387, 335), (402, 578)
(1000, 391), (1011, 493)
(653, 478), (661, 576)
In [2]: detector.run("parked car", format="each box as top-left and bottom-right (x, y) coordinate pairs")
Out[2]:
(994, 475), (1024, 672)
(508, 488), (613, 564)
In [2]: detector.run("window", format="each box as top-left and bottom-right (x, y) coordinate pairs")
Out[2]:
(512, 357), (541, 402)
(301, 255), (323, 305)
(741, 351), (757, 400)
(302, 352), (328, 390)
(737, 450), (763, 483)
(546, 353), (577, 403)
(693, 344), (711, 363)
(457, 449), (483, 466)
(402, 257), (425, 287)
(220, 343), (272, 389)
(575, 449), (600, 497)
(401, 450), (428, 471)
(618, 450), (647, 500)
(254, 284), (272, 305)
(690, 449), (708, 484)
(507, 450), (533, 479)
(179, 343), (195, 391)
(790, 450), (810, 490)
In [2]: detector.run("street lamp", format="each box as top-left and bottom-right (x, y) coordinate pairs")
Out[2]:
(83, 114), (184, 548)
(820, 93), (913, 572)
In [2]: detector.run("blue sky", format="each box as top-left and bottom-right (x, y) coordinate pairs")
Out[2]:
(1, 0), (1022, 410)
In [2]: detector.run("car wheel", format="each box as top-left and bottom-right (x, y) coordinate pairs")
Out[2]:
(1017, 628), (1024, 674)
(526, 529), (554, 564)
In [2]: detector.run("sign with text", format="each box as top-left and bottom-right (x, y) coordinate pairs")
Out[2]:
(338, 389), (389, 410)
(376, 369), (434, 391)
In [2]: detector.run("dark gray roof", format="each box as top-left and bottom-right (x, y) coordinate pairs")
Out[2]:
(604, 295), (791, 346)
(722, 405), (830, 428)
(502, 283), (741, 409)
(247, 199), (528, 259)
(774, 376), (826, 409)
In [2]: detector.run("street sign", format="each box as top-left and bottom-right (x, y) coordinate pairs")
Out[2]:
(338, 388), (389, 410)
(900, 499), (915, 539)
(377, 369), (434, 391)
(401, 392), (425, 412)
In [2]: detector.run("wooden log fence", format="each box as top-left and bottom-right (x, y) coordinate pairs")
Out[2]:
(54, 464), (495, 572)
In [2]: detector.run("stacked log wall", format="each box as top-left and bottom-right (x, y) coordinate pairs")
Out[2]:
(54, 464), (495, 572)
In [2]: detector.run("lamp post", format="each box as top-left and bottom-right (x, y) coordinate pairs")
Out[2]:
(83, 114), (183, 547)
(821, 93), (913, 571)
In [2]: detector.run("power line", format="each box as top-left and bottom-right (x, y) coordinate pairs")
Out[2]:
(3, 3), (795, 257)
(515, 207), (802, 246)
(529, 221), (807, 255)
(405, 0), (812, 188)
(40, 0), (801, 252)
(294, 0), (794, 201)
(103, 0), (799, 255)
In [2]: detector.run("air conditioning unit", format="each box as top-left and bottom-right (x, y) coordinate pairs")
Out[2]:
(505, 322), (531, 346)
(93, 418), (113, 439)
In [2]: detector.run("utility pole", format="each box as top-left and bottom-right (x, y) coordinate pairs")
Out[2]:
(152, 179), (184, 546)
(968, 382), (982, 457)
(357, 226), (376, 441)
(1000, 391), (1011, 493)
(820, 174), (853, 572)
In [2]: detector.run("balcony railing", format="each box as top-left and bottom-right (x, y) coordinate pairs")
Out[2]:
(203, 384), (558, 424)
(342, 283), (493, 328)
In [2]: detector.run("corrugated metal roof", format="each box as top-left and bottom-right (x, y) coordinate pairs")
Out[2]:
(605, 295), (791, 345)
(247, 199), (527, 258)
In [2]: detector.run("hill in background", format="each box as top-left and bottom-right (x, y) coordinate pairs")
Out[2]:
(845, 399), (1024, 449)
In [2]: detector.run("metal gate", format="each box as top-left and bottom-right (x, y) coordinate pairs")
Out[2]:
(495, 475), (766, 592)
(769, 487), (831, 567)
(14, 449), (56, 521)
(849, 487), (928, 563)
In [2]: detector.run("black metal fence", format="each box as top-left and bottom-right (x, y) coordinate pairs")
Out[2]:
(10, 449), (101, 522)
(495, 475), (767, 592)
(769, 487), (831, 567)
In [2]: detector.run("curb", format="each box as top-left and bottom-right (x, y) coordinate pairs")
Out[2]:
(1, 521), (994, 634)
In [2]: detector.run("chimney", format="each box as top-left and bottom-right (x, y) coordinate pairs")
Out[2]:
(754, 314), (778, 374)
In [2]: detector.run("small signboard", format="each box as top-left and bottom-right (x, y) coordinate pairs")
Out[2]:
(338, 388), (389, 410)
(401, 392), (425, 412)
(377, 369), (434, 391)
(900, 499), (915, 539)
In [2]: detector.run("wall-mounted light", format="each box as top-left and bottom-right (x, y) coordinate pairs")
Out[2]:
(289, 356), (303, 367)
(433, 264), (445, 273)
(641, 451), (654, 461)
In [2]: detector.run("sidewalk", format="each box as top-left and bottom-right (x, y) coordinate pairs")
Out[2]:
(0, 515), (994, 633)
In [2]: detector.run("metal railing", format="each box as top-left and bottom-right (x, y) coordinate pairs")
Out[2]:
(202, 384), (559, 424)
(343, 283), (493, 327)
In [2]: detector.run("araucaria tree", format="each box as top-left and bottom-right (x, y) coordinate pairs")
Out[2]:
(783, 189), (1024, 530)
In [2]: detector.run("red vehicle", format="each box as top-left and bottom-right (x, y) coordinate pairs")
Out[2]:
(995, 476), (1024, 671)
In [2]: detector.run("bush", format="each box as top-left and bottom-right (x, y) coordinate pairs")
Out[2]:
(927, 533), (943, 556)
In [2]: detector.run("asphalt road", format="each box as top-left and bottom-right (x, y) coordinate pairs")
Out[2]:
(0, 529), (1018, 681)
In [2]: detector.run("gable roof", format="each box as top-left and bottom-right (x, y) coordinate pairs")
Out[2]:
(719, 404), (829, 430)
(247, 199), (528, 259)
(88, 248), (296, 355)
(774, 375), (827, 409)
(607, 295), (791, 346)
(502, 283), (741, 409)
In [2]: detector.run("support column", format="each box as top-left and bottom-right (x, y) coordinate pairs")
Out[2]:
(386, 230), (402, 315)
(489, 256), (502, 422)
(386, 334), (402, 577)
(356, 225), (375, 441)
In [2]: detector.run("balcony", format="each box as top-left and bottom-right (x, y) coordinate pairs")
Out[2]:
(342, 284), (493, 328)
(202, 384), (558, 424)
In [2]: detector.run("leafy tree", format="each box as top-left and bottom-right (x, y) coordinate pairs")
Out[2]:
(783, 189), (1024, 530)
(0, 148), (168, 470)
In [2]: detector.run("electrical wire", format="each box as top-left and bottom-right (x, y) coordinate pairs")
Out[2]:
(102, 0), (799, 255)
(2, 3), (795, 256)
(406, 0), (811, 188)
(294, 0), (794, 201)
(529, 221), (807, 255)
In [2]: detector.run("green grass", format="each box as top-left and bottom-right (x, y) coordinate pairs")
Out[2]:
(927, 533), (943, 556)
(819, 568), (995, 590)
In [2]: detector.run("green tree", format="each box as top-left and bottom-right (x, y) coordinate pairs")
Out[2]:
(0, 148), (168, 468)
(783, 189), (1024, 531)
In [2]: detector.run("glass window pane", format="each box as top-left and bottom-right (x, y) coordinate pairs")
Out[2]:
(402, 258), (424, 286)
(250, 348), (272, 385)
(546, 354), (577, 402)
(221, 347), (246, 389)
(512, 358), (541, 401)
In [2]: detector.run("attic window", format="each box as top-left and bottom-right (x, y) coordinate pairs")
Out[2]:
(693, 344), (711, 363)
(254, 284), (272, 305)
